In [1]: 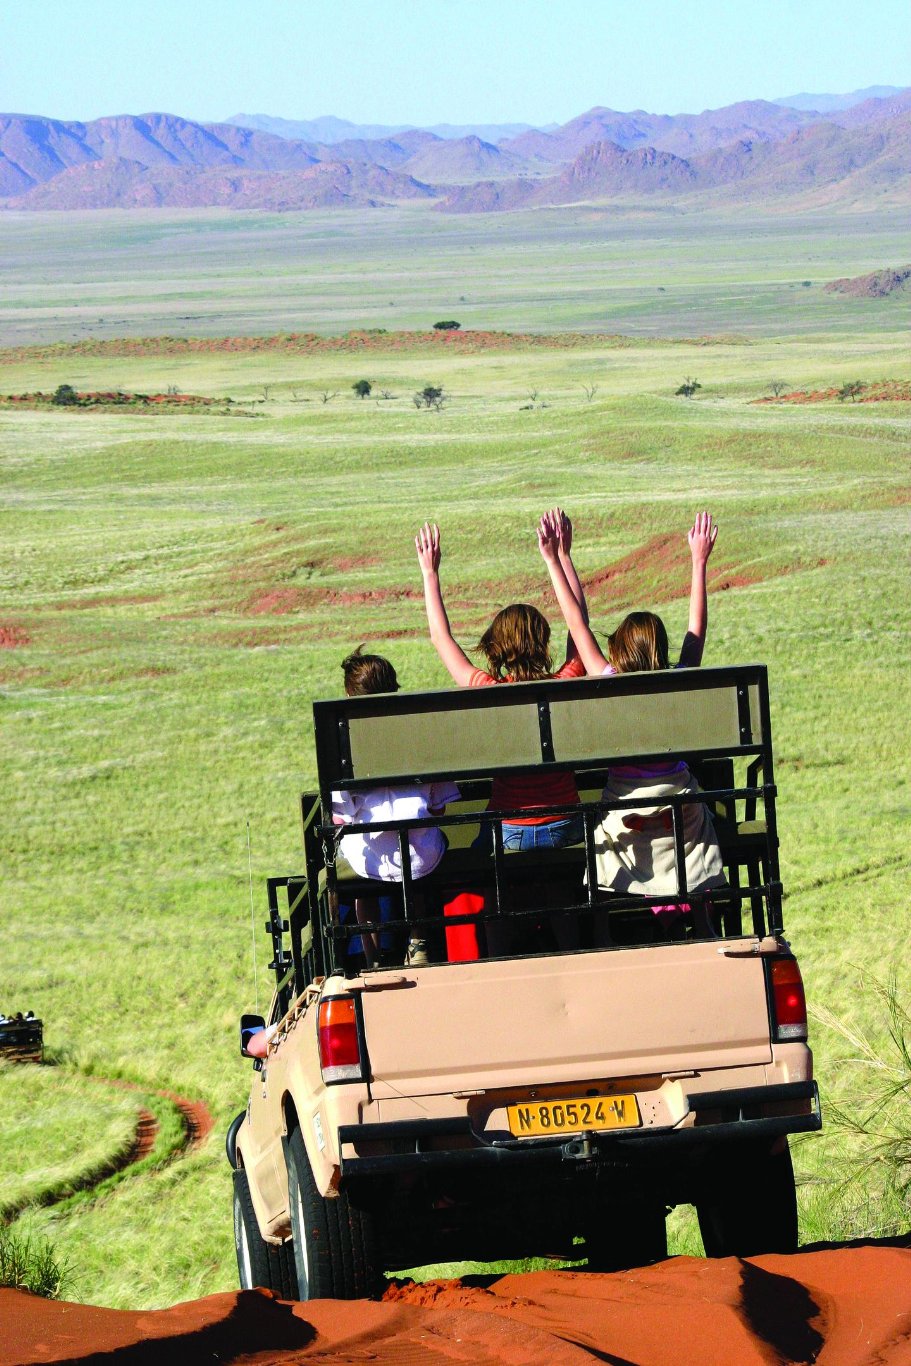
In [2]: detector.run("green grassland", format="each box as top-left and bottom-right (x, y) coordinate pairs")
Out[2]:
(1, 204), (909, 346)
(1, 206), (910, 1308)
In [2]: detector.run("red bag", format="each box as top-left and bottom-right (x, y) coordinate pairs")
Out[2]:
(444, 892), (484, 961)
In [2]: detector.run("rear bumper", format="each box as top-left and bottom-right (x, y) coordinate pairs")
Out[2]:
(338, 1080), (821, 1178)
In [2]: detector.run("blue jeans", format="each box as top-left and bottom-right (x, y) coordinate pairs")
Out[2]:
(475, 815), (584, 852)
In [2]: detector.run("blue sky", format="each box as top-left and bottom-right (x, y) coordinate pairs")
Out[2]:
(2, 0), (908, 126)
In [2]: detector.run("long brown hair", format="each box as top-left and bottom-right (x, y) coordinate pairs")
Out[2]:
(477, 604), (553, 681)
(607, 612), (669, 674)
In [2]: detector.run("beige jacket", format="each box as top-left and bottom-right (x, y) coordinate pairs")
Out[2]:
(594, 768), (727, 896)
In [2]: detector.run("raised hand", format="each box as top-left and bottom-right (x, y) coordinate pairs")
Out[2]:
(537, 511), (561, 562)
(415, 521), (441, 576)
(688, 511), (718, 565)
(557, 508), (573, 555)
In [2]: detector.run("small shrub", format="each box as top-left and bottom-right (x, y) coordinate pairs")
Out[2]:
(432, 320), (461, 331)
(675, 377), (701, 398)
(51, 384), (79, 406)
(0, 1228), (70, 1299)
(352, 380), (372, 399)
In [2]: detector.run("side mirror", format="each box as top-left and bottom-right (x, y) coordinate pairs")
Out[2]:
(240, 1013), (266, 1057)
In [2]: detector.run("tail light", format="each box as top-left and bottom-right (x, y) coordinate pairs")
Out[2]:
(317, 996), (365, 1083)
(768, 957), (808, 1041)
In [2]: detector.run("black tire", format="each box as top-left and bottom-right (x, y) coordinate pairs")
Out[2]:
(697, 1139), (798, 1258)
(233, 1166), (299, 1297)
(584, 1197), (668, 1272)
(285, 1125), (381, 1300)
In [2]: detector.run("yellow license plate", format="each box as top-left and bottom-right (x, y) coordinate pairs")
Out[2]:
(507, 1094), (640, 1138)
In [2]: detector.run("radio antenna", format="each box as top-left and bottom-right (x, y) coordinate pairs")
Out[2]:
(247, 820), (259, 1014)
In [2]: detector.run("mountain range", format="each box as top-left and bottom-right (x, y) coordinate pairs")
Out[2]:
(1, 89), (908, 213)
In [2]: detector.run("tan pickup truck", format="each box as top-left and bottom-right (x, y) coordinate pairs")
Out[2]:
(228, 664), (820, 1299)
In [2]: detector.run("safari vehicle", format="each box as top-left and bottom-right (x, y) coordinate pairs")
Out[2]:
(0, 1012), (44, 1064)
(228, 664), (820, 1299)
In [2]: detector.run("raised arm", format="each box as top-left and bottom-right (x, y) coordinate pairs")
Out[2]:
(549, 508), (589, 667)
(678, 511), (718, 668)
(415, 522), (477, 687)
(538, 513), (608, 675)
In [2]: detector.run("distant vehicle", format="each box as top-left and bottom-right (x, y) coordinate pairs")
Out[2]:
(228, 665), (820, 1299)
(0, 1012), (44, 1063)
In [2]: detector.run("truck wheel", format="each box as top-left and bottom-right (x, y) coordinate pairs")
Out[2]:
(233, 1167), (298, 1297)
(584, 1198), (667, 1272)
(285, 1126), (381, 1300)
(697, 1139), (798, 1257)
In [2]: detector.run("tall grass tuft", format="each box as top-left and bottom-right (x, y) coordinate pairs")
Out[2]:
(0, 1227), (70, 1299)
(812, 972), (911, 1234)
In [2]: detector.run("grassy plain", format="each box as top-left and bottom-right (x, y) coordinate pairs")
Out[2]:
(0, 204), (909, 1307)
(1, 204), (910, 346)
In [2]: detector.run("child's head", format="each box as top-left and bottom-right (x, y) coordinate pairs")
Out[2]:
(607, 612), (669, 674)
(341, 645), (400, 696)
(478, 604), (552, 681)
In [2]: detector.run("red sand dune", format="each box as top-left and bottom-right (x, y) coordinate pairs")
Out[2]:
(4, 1244), (911, 1365)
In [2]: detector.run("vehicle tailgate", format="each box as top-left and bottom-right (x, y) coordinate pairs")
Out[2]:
(360, 941), (772, 1098)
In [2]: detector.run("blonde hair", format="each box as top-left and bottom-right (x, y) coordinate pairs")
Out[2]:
(477, 604), (552, 681)
(607, 612), (669, 674)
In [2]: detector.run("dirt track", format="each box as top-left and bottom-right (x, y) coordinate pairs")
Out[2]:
(0, 1078), (215, 1223)
(3, 1243), (910, 1365)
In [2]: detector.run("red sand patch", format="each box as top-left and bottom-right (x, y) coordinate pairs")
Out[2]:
(753, 381), (911, 405)
(0, 624), (29, 648)
(4, 1245), (911, 1365)
(222, 532), (824, 630)
(52, 594), (163, 612)
(0, 330), (750, 366)
(579, 535), (826, 612)
(244, 587), (314, 616)
(0, 390), (217, 409)
(242, 585), (420, 615)
(335, 554), (383, 572)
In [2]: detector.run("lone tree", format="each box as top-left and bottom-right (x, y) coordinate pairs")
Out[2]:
(51, 383), (79, 406)
(767, 380), (790, 397)
(414, 384), (445, 410)
(675, 377), (701, 398)
(352, 379), (372, 399)
(432, 320), (461, 331)
(838, 380), (864, 403)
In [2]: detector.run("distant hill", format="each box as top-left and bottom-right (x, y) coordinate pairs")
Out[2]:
(824, 265), (911, 297)
(0, 112), (321, 198)
(827, 87), (911, 129)
(437, 113), (911, 213)
(226, 113), (540, 143)
(2, 154), (434, 212)
(308, 129), (439, 169)
(400, 135), (534, 184)
(499, 101), (823, 162)
(2, 93), (909, 213)
(773, 86), (905, 113)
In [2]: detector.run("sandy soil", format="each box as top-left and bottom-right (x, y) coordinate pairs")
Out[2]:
(3, 1243), (911, 1365)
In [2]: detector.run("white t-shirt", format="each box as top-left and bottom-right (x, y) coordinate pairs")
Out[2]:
(331, 782), (460, 882)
